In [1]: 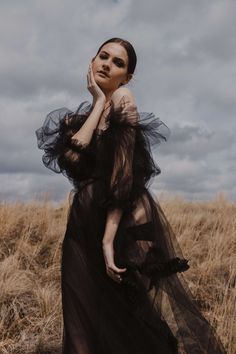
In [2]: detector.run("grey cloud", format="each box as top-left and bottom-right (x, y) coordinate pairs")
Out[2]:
(0, 0), (235, 202)
(164, 123), (235, 158)
(0, 172), (70, 203)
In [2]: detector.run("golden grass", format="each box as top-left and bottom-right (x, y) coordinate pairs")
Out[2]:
(0, 192), (235, 353)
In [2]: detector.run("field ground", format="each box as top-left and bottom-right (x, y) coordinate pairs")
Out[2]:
(0, 192), (235, 353)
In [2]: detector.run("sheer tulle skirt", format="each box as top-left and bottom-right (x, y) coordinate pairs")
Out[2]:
(60, 184), (226, 354)
(61, 187), (179, 354)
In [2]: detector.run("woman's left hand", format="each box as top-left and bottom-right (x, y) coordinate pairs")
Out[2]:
(102, 242), (127, 283)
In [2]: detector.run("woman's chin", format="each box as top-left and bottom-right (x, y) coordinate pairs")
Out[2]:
(95, 80), (109, 90)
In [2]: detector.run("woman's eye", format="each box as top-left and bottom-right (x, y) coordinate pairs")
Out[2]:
(99, 54), (124, 68)
(115, 61), (124, 67)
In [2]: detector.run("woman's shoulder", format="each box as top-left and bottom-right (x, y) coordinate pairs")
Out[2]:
(106, 88), (138, 127)
(110, 87), (136, 108)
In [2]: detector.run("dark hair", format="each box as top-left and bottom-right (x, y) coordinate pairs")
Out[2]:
(94, 37), (137, 85)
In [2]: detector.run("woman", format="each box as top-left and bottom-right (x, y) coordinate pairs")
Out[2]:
(36, 38), (226, 354)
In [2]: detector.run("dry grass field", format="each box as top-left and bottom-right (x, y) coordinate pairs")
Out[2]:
(0, 192), (235, 353)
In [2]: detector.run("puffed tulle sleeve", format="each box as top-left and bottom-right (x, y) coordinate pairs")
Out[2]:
(98, 96), (171, 213)
(35, 101), (95, 184)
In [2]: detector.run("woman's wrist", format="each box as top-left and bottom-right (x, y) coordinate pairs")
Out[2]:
(93, 98), (106, 110)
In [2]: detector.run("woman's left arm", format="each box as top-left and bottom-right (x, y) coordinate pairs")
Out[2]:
(102, 208), (123, 245)
(102, 88), (138, 281)
(102, 208), (125, 283)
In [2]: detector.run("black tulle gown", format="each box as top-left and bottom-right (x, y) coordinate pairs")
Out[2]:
(36, 95), (226, 354)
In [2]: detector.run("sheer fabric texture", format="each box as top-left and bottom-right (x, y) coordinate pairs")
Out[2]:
(36, 96), (226, 354)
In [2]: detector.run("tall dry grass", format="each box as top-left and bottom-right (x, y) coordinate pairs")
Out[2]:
(0, 192), (235, 353)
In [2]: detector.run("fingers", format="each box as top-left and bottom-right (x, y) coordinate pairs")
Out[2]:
(108, 263), (127, 274)
(116, 274), (122, 283)
(113, 265), (127, 273)
(106, 264), (127, 283)
(89, 63), (96, 84)
(108, 269), (122, 283)
(87, 62), (96, 90)
(87, 64), (92, 87)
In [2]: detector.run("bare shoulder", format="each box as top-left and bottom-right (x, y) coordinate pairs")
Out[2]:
(110, 87), (138, 124)
(110, 87), (136, 107)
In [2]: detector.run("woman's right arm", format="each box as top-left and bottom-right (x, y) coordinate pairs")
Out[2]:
(70, 62), (107, 147)
(35, 62), (107, 178)
(70, 99), (105, 147)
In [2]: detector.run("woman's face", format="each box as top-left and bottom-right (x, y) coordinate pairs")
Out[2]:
(92, 42), (132, 93)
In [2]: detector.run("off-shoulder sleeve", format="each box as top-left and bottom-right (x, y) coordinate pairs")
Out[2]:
(101, 96), (139, 212)
(35, 101), (95, 183)
(99, 96), (171, 212)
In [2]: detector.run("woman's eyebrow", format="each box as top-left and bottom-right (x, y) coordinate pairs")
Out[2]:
(100, 50), (125, 63)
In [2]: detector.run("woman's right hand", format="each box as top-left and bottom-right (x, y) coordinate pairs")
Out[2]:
(102, 242), (127, 284)
(87, 62), (106, 105)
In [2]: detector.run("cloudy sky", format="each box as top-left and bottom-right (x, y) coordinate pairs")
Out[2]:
(0, 0), (235, 204)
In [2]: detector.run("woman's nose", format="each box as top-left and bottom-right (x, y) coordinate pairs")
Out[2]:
(102, 63), (110, 71)
(102, 59), (111, 70)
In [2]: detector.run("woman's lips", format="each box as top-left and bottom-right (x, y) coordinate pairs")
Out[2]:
(97, 71), (109, 78)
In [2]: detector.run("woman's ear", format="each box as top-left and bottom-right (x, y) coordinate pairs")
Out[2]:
(123, 74), (133, 85)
